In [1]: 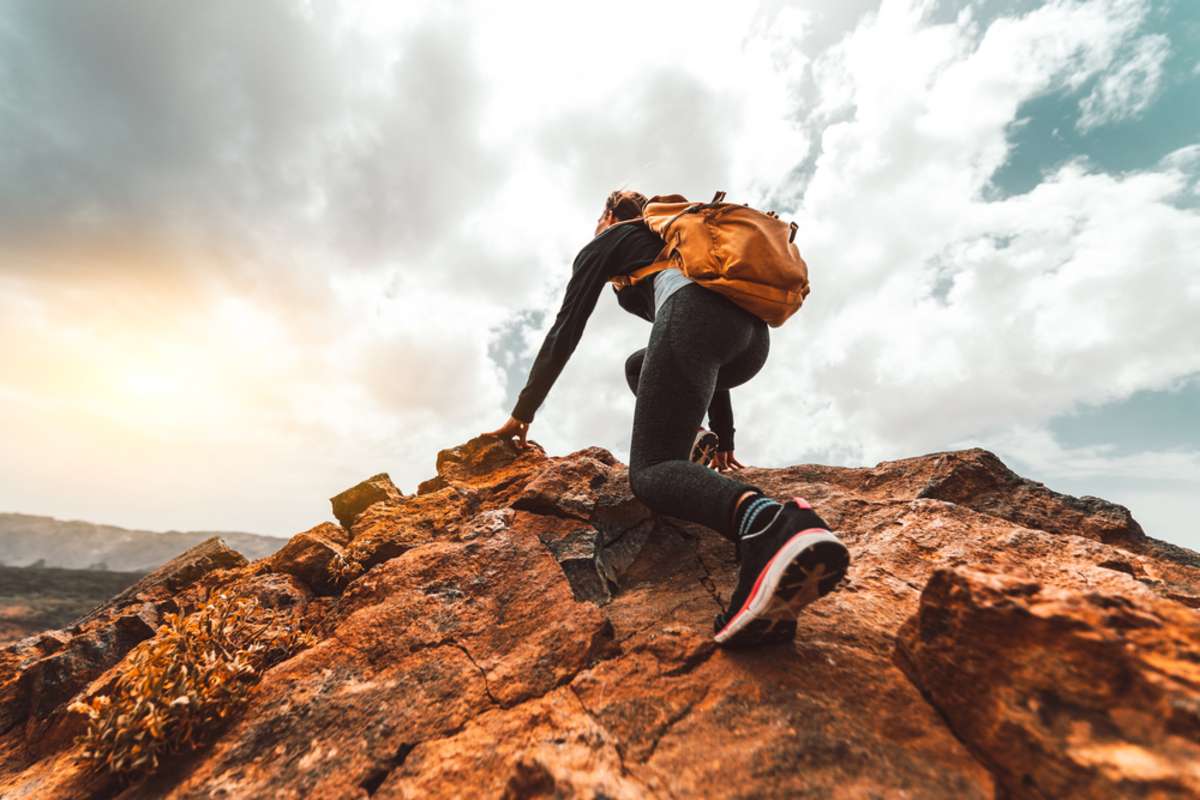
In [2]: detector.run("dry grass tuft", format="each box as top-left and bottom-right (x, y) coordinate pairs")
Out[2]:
(68, 586), (316, 778)
(328, 551), (365, 589)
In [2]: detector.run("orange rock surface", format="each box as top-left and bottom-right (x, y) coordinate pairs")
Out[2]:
(1, 437), (1196, 799)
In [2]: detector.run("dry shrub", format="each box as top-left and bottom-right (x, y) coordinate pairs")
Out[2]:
(68, 586), (316, 778)
(328, 550), (365, 589)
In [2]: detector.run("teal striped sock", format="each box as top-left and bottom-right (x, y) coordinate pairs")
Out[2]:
(735, 493), (783, 539)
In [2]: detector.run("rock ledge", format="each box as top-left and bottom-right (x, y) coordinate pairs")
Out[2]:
(1, 439), (1196, 799)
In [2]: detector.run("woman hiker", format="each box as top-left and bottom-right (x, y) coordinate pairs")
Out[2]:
(485, 190), (849, 647)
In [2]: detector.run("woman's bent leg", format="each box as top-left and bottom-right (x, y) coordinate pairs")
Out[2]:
(628, 286), (766, 542)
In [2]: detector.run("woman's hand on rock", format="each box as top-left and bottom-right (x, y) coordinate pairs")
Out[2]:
(712, 450), (744, 472)
(485, 416), (530, 450)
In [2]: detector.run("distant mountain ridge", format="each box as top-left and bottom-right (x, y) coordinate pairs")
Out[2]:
(0, 513), (284, 572)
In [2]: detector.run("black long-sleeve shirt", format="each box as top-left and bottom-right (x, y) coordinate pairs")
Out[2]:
(510, 222), (736, 451)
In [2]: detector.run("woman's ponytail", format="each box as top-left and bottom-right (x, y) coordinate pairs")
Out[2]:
(604, 189), (648, 221)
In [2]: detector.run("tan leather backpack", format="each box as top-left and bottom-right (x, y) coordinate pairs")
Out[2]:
(608, 191), (810, 327)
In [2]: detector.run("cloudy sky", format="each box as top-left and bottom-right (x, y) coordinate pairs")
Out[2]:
(1, 0), (1197, 547)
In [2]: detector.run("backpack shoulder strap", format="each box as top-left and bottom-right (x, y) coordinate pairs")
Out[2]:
(609, 244), (673, 290)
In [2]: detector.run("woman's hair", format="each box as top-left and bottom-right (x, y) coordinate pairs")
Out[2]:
(604, 189), (648, 221)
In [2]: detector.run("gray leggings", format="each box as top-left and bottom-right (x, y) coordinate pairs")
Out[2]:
(625, 282), (770, 542)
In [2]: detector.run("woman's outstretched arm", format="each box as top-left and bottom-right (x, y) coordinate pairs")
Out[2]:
(707, 388), (735, 452)
(708, 389), (745, 471)
(509, 232), (620, 424)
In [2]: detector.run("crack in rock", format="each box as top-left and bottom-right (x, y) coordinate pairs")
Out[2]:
(664, 521), (725, 611)
(641, 685), (711, 764)
(359, 742), (414, 796)
(447, 640), (502, 708)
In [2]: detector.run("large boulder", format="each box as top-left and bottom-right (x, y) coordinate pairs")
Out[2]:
(416, 434), (548, 496)
(897, 567), (1200, 800)
(265, 522), (352, 595)
(329, 473), (405, 529)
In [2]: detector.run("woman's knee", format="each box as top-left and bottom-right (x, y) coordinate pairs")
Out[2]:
(624, 348), (646, 395)
(627, 462), (657, 504)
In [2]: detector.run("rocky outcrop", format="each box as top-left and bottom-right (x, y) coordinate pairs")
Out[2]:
(0, 538), (246, 748)
(0, 436), (1197, 799)
(330, 473), (406, 529)
(263, 522), (352, 596)
(897, 568), (1200, 799)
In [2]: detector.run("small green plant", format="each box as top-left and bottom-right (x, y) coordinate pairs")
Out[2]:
(68, 586), (315, 778)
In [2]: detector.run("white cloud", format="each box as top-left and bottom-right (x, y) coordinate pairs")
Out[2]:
(0, 0), (824, 533)
(1, 0), (1197, 548)
(984, 426), (1200, 484)
(1077, 33), (1170, 132)
(735, 0), (1197, 457)
(719, 0), (1199, 540)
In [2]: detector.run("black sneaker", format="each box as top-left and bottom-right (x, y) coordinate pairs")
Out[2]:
(690, 428), (720, 467)
(713, 496), (850, 647)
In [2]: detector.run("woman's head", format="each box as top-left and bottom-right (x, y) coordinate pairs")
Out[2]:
(596, 189), (647, 235)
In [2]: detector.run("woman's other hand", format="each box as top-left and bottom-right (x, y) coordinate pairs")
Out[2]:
(485, 416), (530, 449)
(712, 451), (744, 472)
